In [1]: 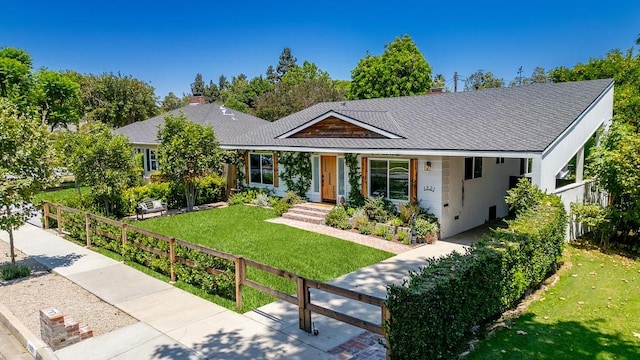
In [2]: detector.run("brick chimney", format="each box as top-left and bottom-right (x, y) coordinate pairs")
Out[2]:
(190, 93), (205, 105)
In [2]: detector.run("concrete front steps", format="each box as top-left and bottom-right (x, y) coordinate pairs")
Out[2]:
(282, 203), (334, 225)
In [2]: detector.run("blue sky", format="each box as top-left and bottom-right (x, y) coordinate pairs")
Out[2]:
(2, 1), (639, 99)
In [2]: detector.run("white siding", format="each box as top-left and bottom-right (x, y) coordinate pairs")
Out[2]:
(534, 85), (614, 192)
(416, 156), (443, 220)
(440, 156), (521, 238)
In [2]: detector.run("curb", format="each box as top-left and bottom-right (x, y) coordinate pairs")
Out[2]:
(0, 302), (57, 360)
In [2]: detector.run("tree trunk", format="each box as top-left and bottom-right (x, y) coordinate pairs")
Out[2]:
(185, 181), (196, 212)
(6, 206), (15, 264)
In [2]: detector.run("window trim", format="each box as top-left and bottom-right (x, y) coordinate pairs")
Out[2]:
(464, 157), (482, 180)
(368, 158), (410, 202)
(249, 153), (274, 185)
(145, 149), (158, 172)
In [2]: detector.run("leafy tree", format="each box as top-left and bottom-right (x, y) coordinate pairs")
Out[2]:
(255, 61), (345, 121)
(0, 99), (55, 263)
(157, 113), (221, 212)
(80, 72), (159, 128)
(464, 69), (504, 91)
(588, 122), (640, 246)
(161, 92), (187, 112)
(32, 70), (82, 130)
(68, 122), (139, 216)
(349, 35), (432, 99)
(191, 73), (205, 95)
(509, 66), (548, 87)
(0, 47), (32, 106)
(432, 73), (448, 91)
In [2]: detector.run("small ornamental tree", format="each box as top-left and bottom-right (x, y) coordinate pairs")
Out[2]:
(69, 122), (139, 217)
(157, 113), (221, 212)
(0, 99), (55, 263)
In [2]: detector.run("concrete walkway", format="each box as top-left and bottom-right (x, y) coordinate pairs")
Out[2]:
(245, 221), (489, 355)
(0, 219), (489, 359)
(0, 225), (333, 360)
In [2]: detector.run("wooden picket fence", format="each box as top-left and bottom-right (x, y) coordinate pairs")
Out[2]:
(42, 202), (390, 357)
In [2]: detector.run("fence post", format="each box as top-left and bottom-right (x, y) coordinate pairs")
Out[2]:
(169, 238), (176, 283)
(85, 213), (91, 247)
(297, 277), (312, 333)
(235, 256), (246, 310)
(121, 223), (127, 259)
(56, 205), (62, 235)
(382, 303), (391, 360)
(43, 202), (49, 229)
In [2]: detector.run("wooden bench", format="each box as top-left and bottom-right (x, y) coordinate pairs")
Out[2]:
(135, 199), (167, 220)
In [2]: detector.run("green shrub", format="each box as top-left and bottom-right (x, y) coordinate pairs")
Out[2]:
(195, 173), (226, 205)
(397, 231), (410, 244)
(505, 177), (544, 214)
(351, 208), (370, 229)
(273, 200), (292, 216)
(414, 218), (438, 238)
(253, 193), (270, 207)
(374, 225), (390, 238)
(0, 264), (31, 280)
(386, 190), (567, 359)
(281, 191), (305, 205)
(325, 205), (349, 227)
(362, 197), (397, 223)
(358, 224), (372, 235)
(398, 202), (421, 225)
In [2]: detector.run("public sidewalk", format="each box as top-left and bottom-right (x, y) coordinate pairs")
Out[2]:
(0, 224), (333, 360)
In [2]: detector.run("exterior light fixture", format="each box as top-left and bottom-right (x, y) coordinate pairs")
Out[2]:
(425, 161), (432, 171)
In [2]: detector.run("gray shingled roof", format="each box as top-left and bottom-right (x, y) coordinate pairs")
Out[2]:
(114, 103), (269, 145)
(226, 79), (613, 153)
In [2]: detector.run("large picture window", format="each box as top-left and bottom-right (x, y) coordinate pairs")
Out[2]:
(369, 159), (409, 201)
(250, 153), (274, 185)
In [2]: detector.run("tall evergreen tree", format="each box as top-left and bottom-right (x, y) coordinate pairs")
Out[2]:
(191, 73), (205, 95)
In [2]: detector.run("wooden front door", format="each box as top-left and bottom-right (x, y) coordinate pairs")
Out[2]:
(321, 156), (337, 202)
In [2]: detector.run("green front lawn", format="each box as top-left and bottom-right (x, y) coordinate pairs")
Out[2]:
(136, 205), (393, 310)
(33, 185), (89, 204)
(469, 244), (640, 360)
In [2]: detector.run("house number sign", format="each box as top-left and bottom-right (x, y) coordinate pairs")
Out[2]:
(423, 186), (436, 192)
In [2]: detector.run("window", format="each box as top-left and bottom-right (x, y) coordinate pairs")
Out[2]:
(249, 153), (273, 185)
(464, 157), (482, 180)
(369, 159), (409, 201)
(338, 157), (345, 195)
(312, 156), (320, 192)
(520, 158), (533, 175)
(145, 149), (158, 172)
(496, 157), (504, 164)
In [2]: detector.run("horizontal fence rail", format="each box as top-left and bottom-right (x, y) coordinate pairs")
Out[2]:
(41, 201), (390, 357)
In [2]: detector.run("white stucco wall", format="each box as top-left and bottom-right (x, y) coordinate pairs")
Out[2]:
(534, 85), (614, 192)
(415, 156), (443, 220)
(440, 157), (521, 238)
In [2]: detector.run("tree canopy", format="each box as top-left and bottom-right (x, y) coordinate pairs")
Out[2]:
(157, 113), (221, 212)
(65, 122), (139, 216)
(32, 69), (82, 130)
(79, 72), (159, 128)
(464, 69), (504, 91)
(0, 98), (55, 263)
(349, 35), (432, 99)
(549, 48), (640, 128)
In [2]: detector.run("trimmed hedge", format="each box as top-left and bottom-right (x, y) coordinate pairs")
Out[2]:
(386, 194), (567, 359)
